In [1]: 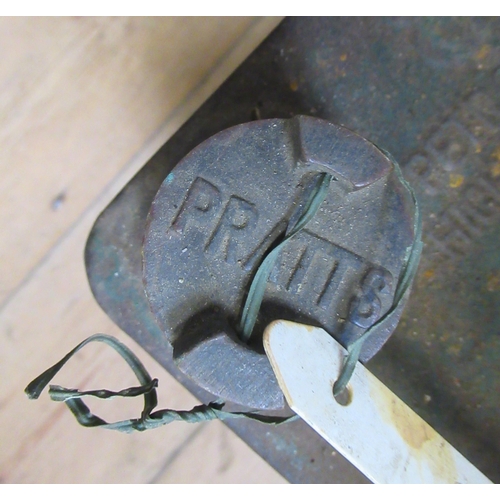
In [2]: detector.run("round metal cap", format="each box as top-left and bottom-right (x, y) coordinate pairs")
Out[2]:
(143, 116), (416, 409)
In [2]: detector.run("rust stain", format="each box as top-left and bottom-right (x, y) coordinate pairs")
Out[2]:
(486, 271), (500, 292)
(371, 381), (458, 483)
(475, 45), (491, 60)
(423, 268), (435, 280)
(388, 392), (436, 449)
(491, 163), (500, 178)
(449, 173), (464, 188)
(492, 146), (500, 161)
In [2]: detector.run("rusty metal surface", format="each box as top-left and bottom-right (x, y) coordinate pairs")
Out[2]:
(142, 116), (416, 410)
(85, 17), (500, 483)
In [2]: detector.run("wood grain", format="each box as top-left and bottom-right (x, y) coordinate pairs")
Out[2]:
(0, 16), (285, 484)
(0, 17), (277, 305)
(151, 421), (287, 484)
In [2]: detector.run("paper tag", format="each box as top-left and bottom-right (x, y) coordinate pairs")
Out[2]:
(263, 320), (491, 484)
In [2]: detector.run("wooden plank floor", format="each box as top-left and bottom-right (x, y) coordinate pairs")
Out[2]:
(0, 16), (287, 484)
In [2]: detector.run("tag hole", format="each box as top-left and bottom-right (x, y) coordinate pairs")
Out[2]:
(333, 385), (352, 406)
